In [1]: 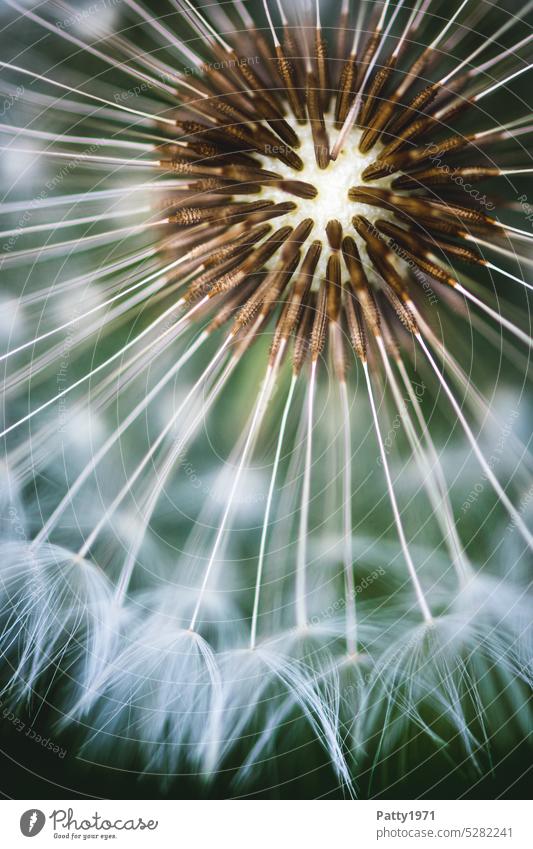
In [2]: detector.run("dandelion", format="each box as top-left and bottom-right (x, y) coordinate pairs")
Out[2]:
(0, 0), (531, 795)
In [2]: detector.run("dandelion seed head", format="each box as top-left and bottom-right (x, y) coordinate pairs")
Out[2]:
(256, 120), (393, 279)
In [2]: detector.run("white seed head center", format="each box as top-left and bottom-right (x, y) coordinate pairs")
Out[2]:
(258, 116), (395, 279)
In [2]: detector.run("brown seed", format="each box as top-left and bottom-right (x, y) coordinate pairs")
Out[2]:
(326, 220), (343, 251)
(326, 254), (342, 322)
(334, 56), (358, 127)
(311, 279), (329, 361)
(276, 44), (307, 122)
(344, 284), (368, 362)
(358, 53), (397, 136)
(307, 71), (330, 169)
(293, 296), (315, 374)
(392, 166), (500, 191)
(315, 30), (331, 114)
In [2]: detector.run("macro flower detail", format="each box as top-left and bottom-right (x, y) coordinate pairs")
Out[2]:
(0, 0), (531, 796)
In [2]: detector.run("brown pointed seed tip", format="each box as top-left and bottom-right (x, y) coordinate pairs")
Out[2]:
(335, 57), (358, 127)
(326, 255), (342, 322)
(275, 180), (318, 199)
(275, 44), (307, 123)
(382, 288), (419, 335)
(293, 299), (313, 374)
(311, 280), (329, 361)
(344, 285), (368, 362)
(326, 220), (343, 251)
(341, 236), (368, 290)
